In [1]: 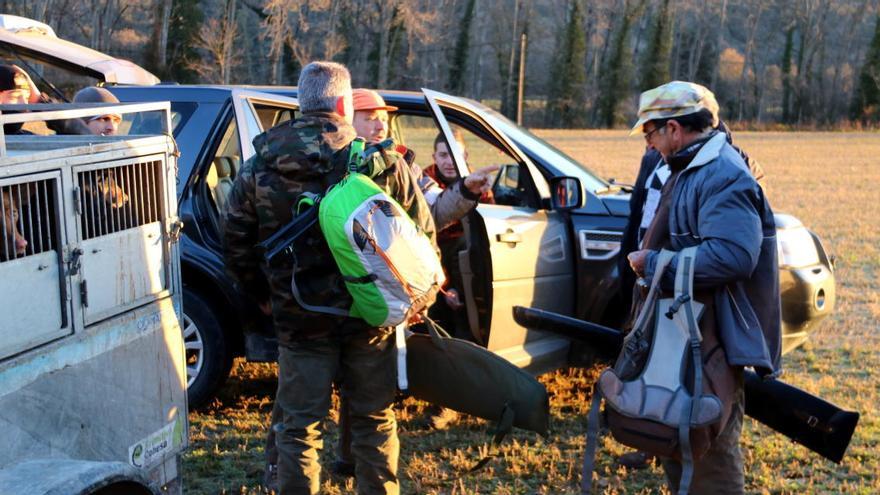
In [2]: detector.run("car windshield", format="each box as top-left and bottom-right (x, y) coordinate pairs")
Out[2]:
(475, 105), (608, 192)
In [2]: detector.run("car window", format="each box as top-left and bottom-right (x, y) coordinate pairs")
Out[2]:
(253, 103), (297, 130)
(232, 93), (300, 161)
(203, 117), (240, 229)
(241, 102), (262, 145)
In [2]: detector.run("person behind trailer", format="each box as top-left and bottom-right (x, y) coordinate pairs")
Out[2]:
(624, 81), (781, 493)
(224, 61), (436, 495)
(0, 64), (39, 135)
(72, 87), (130, 237)
(73, 86), (122, 136)
(0, 64), (91, 135)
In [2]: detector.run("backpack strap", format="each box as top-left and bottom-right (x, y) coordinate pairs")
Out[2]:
(671, 246), (700, 495)
(582, 249), (676, 494)
(580, 386), (603, 494)
(289, 251), (349, 317)
(623, 249), (676, 350)
(296, 192), (320, 215)
(467, 404), (516, 473)
(347, 137), (366, 173)
(395, 321), (409, 391)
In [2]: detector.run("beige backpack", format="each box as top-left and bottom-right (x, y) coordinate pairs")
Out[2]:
(582, 247), (737, 495)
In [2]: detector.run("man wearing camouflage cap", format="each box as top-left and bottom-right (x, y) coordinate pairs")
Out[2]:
(224, 61), (435, 495)
(623, 81), (781, 493)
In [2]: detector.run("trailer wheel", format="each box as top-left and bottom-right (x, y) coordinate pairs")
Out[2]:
(183, 289), (233, 408)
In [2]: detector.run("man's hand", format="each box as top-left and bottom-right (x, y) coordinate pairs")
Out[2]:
(13, 66), (41, 104)
(444, 288), (464, 310)
(627, 249), (651, 278)
(463, 164), (500, 195)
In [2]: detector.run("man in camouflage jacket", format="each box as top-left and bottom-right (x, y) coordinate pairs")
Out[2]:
(224, 61), (435, 495)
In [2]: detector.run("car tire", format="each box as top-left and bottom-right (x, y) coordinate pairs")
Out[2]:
(182, 289), (233, 409)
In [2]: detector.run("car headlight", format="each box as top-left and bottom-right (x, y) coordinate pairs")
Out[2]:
(776, 225), (820, 268)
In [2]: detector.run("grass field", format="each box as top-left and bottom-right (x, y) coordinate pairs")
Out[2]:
(184, 131), (879, 494)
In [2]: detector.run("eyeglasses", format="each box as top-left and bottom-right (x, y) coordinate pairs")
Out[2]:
(643, 123), (666, 143)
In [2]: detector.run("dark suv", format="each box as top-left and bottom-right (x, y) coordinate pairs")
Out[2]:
(107, 86), (835, 407)
(0, 21), (835, 408)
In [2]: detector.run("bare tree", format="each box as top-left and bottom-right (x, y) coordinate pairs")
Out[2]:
(736, 0), (763, 121)
(149, 0), (173, 75)
(709, 0), (729, 90)
(262, 0), (293, 84)
(77, 0), (131, 53)
(191, 0), (240, 84)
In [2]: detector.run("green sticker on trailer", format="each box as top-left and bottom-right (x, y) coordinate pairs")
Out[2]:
(128, 412), (185, 469)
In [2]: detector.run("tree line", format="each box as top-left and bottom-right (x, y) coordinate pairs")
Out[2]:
(4, 0), (880, 128)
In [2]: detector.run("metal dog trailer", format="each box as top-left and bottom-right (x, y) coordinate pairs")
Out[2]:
(0, 102), (186, 494)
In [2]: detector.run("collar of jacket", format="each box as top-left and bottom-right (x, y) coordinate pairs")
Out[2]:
(680, 131), (728, 172)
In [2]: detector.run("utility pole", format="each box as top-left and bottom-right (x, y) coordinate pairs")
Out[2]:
(505, 0), (521, 116)
(517, 32), (527, 125)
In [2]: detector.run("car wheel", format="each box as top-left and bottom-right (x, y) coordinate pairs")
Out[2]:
(183, 289), (233, 409)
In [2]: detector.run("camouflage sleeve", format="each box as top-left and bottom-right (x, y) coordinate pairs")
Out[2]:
(223, 156), (270, 302)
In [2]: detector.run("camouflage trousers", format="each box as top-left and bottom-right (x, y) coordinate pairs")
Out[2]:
(275, 330), (399, 495)
(660, 371), (745, 494)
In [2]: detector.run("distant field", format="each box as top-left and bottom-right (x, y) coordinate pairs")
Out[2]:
(184, 131), (879, 494)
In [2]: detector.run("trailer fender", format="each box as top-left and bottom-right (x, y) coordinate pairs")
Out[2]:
(0, 459), (159, 495)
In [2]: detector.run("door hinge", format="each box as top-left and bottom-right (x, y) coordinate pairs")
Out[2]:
(167, 218), (184, 243)
(80, 279), (88, 307)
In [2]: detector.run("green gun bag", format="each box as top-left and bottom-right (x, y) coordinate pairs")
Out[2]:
(405, 320), (550, 437)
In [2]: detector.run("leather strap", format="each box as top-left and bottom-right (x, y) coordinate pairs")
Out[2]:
(674, 247), (700, 495)
(580, 387), (603, 494)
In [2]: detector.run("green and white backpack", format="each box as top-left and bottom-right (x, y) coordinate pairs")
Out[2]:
(316, 138), (445, 328)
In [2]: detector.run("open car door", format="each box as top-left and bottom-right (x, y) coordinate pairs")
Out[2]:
(422, 89), (573, 373)
(230, 89), (299, 161)
(199, 89), (298, 245)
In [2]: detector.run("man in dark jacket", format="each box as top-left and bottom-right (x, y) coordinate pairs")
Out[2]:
(224, 61), (435, 495)
(619, 122), (765, 322)
(626, 81), (781, 493)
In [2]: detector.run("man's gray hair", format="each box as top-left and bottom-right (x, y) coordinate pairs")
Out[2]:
(297, 61), (352, 114)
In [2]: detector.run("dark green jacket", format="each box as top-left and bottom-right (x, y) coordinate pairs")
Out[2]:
(223, 112), (437, 342)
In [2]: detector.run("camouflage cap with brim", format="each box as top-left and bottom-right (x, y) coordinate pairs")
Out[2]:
(629, 81), (720, 136)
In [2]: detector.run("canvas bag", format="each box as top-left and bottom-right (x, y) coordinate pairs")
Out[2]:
(316, 138), (445, 328)
(582, 247), (737, 495)
(405, 318), (550, 471)
(405, 319), (550, 437)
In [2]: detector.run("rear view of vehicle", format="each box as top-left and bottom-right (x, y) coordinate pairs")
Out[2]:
(0, 102), (186, 494)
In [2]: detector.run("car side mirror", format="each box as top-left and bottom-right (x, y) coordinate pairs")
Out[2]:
(550, 176), (583, 211)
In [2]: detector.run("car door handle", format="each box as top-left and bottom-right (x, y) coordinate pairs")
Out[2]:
(496, 230), (522, 244)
